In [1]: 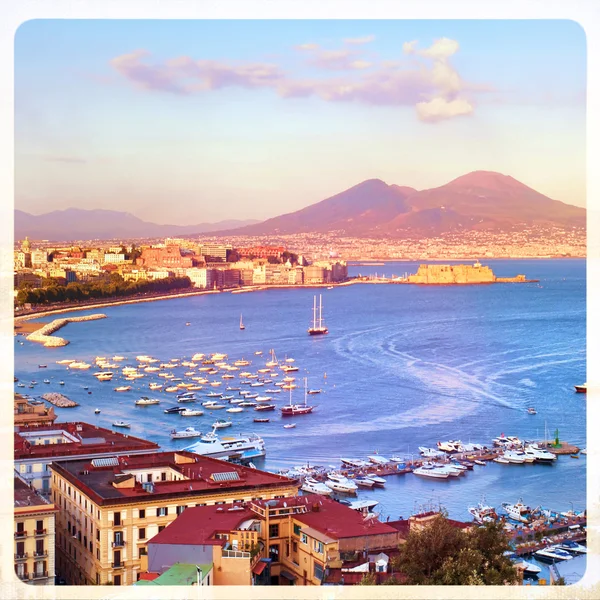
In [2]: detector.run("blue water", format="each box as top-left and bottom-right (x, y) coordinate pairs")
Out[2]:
(15, 260), (586, 530)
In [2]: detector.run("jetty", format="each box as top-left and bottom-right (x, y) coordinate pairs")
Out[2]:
(41, 393), (79, 408)
(26, 314), (107, 347)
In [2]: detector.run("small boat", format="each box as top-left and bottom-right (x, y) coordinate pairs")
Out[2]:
(226, 407), (243, 413)
(413, 464), (450, 479)
(94, 408), (101, 414)
(254, 404), (276, 412)
(186, 322), (191, 326)
(501, 499), (535, 523)
(574, 383), (587, 393)
(354, 477), (375, 488)
(571, 454), (579, 458)
(307, 389), (322, 395)
(205, 392), (222, 398)
(180, 408), (204, 416)
(556, 540), (587, 554)
(534, 546), (573, 562)
(43, 379), (50, 384)
(283, 423), (296, 429)
(493, 457), (510, 464)
(527, 407), (537, 415)
(468, 497), (498, 523)
(213, 419), (233, 429)
(253, 418), (270, 423)
(513, 560), (542, 575)
(474, 459), (486, 466)
(38, 365), (47, 368)
(112, 421), (131, 428)
(114, 386), (132, 392)
(164, 406), (185, 414)
(16, 383), (25, 388)
(171, 427), (202, 439)
(239, 314), (245, 330)
(340, 458), (370, 468)
(255, 351), (263, 355)
(135, 397), (160, 406)
(365, 475), (386, 487)
(503, 451), (526, 464)
(59, 381), (65, 385)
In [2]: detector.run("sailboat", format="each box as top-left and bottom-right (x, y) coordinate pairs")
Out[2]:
(239, 314), (245, 330)
(308, 294), (328, 336)
(281, 378), (315, 416)
(266, 349), (279, 368)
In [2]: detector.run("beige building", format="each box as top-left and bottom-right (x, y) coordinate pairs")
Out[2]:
(50, 451), (299, 586)
(408, 262), (496, 284)
(14, 474), (57, 585)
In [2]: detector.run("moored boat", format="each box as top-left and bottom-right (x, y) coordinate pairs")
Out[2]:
(112, 421), (130, 428)
(574, 383), (586, 393)
(301, 477), (333, 496)
(135, 397), (160, 406)
(171, 426), (202, 439)
(180, 408), (204, 416)
(534, 546), (573, 562)
(325, 473), (358, 493)
(308, 294), (328, 335)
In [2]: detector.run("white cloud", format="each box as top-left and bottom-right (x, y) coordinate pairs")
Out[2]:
(418, 37), (460, 60)
(415, 97), (474, 123)
(296, 43), (320, 51)
(402, 40), (418, 54)
(344, 35), (376, 45)
(349, 60), (373, 70)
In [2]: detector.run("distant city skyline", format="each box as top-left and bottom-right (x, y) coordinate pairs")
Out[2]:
(15, 19), (586, 225)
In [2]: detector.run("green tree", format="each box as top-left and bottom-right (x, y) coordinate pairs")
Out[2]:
(358, 573), (376, 585)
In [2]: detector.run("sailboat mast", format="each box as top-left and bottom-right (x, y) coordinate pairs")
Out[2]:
(313, 295), (317, 328)
(319, 295), (323, 328)
(304, 377), (307, 406)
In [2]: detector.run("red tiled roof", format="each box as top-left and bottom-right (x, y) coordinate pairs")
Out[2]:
(387, 519), (410, 536)
(149, 504), (256, 546)
(139, 572), (160, 581)
(14, 475), (56, 510)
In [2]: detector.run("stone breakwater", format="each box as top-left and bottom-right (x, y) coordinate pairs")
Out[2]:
(41, 393), (79, 407)
(26, 314), (107, 347)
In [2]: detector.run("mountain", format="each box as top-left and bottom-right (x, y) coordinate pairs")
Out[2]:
(227, 171), (585, 237)
(226, 179), (417, 236)
(14, 209), (260, 242)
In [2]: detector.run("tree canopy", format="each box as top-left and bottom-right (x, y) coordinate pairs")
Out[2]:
(391, 513), (519, 586)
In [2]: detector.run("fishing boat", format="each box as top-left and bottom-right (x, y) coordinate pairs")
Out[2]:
(301, 477), (333, 496)
(501, 499), (536, 523)
(213, 419), (233, 429)
(183, 427), (266, 460)
(112, 421), (131, 428)
(180, 408), (204, 417)
(253, 418), (270, 423)
(325, 473), (358, 493)
(164, 406), (185, 414)
(135, 397), (161, 406)
(308, 294), (328, 335)
(239, 314), (245, 330)
(283, 423), (296, 429)
(468, 497), (498, 523)
(534, 546), (573, 562)
(94, 408), (101, 414)
(114, 386), (132, 392)
(574, 383), (587, 393)
(171, 427), (202, 439)
(281, 379), (315, 416)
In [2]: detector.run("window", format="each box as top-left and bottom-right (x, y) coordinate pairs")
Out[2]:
(83, 536), (87, 548)
(161, 472), (166, 481)
(176, 505), (186, 515)
(314, 540), (323, 554)
(26, 464), (32, 474)
(158, 525), (165, 533)
(113, 512), (121, 526)
(16, 541), (25, 557)
(96, 530), (100, 542)
(293, 524), (301, 536)
(35, 540), (44, 556)
(314, 562), (324, 581)
(89, 541), (93, 553)
(269, 524), (279, 538)
(138, 528), (146, 540)
(292, 541), (298, 553)
(114, 574), (121, 586)
(269, 544), (279, 562)
(157, 507), (167, 517)
(300, 533), (308, 545)
(146, 474), (152, 483)
(139, 547), (147, 556)
(16, 522), (24, 533)
(138, 509), (145, 519)
(96, 549), (100, 560)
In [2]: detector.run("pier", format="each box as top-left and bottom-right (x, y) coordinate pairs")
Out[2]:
(41, 393), (79, 408)
(26, 314), (107, 347)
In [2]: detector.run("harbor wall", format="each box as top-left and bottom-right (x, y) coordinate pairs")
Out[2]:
(26, 313), (106, 347)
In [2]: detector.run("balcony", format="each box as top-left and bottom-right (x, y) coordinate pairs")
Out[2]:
(34, 529), (47, 537)
(111, 540), (126, 548)
(112, 562), (124, 569)
(32, 571), (49, 580)
(14, 531), (27, 539)
(14, 553), (28, 561)
(33, 551), (47, 558)
(222, 548), (252, 559)
(16, 572), (30, 581)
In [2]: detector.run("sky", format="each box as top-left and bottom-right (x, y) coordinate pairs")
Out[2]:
(14, 19), (586, 225)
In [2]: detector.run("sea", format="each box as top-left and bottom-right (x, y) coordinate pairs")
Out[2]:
(14, 258), (587, 583)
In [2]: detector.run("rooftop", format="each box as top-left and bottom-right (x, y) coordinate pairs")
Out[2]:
(134, 563), (211, 586)
(149, 504), (257, 546)
(14, 421), (160, 460)
(14, 474), (55, 510)
(50, 451), (296, 505)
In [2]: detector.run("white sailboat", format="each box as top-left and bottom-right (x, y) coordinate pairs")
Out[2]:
(308, 294), (328, 336)
(240, 314), (245, 330)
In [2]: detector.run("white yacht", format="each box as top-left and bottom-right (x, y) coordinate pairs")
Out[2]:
(367, 455), (389, 465)
(171, 426), (202, 439)
(556, 540), (587, 554)
(365, 474), (386, 487)
(149, 383), (163, 391)
(503, 451), (526, 464)
(437, 440), (464, 453)
(340, 458), (370, 469)
(501, 499), (536, 523)
(513, 560), (542, 575)
(135, 397), (161, 406)
(301, 477), (333, 496)
(534, 546), (573, 562)
(418, 446), (445, 458)
(523, 445), (557, 462)
(492, 435), (522, 448)
(413, 464), (449, 479)
(180, 408), (204, 417)
(183, 427), (266, 460)
(468, 498), (498, 523)
(325, 473), (358, 494)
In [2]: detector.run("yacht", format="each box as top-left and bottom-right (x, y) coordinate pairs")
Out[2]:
(226, 407), (243, 413)
(114, 386), (132, 392)
(148, 382), (163, 391)
(283, 423), (296, 429)
(307, 389), (322, 395)
(308, 294), (328, 335)
(254, 404), (276, 412)
(534, 546), (574, 562)
(501, 499), (536, 523)
(301, 477), (333, 496)
(419, 446), (445, 458)
(213, 419), (233, 429)
(340, 458), (370, 468)
(183, 426), (266, 460)
(94, 371), (114, 380)
(205, 392), (223, 398)
(437, 440), (463, 453)
(364, 475), (386, 487)
(164, 406), (185, 414)
(523, 444), (557, 462)
(367, 455), (389, 465)
(556, 540), (587, 554)
(135, 397), (160, 406)
(492, 435), (522, 448)
(493, 456), (510, 464)
(503, 451), (526, 464)
(468, 498), (498, 524)
(180, 408), (204, 416)
(513, 560), (542, 575)
(354, 477), (375, 488)
(413, 464), (449, 479)
(171, 427), (202, 439)
(281, 379), (315, 416)
(325, 473), (358, 493)
(254, 418), (270, 423)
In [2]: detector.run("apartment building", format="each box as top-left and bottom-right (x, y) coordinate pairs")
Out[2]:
(14, 395), (57, 428)
(14, 474), (57, 585)
(50, 451), (299, 586)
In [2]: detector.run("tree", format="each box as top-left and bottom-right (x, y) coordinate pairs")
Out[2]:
(358, 573), (376, 585)
(392, 514), (519, 586)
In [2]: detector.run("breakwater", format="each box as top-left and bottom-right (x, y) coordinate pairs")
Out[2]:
(26, 314), (107, 347)
(41, 393), (79, 407)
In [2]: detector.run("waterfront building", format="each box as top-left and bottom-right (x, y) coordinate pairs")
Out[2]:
(303, 265), (328, 284)
(14, 395), (57, 428)
(199, 244), (231, 263)
(142, 504), (265, 585)
(14, 473), (57, 585)
(408, 263), (496, 284)
(50, 451), (299, 585)
(288, 267), (304, 285)
(146, 269), (173, 280)
(14, 271), (43, 288)
(236, 246), (285, 260)
(14, 422), (160, 497)
(136, 246), (193, 269)
(185, 267), (213, 289)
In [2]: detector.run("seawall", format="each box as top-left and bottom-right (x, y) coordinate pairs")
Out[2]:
(26, 314), (107, 347)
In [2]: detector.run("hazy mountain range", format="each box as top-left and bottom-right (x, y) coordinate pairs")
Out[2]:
(14, 209), (260, 242)
(15, 171), (585, 242)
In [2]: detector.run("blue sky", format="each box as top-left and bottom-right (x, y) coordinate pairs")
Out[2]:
(15, 20), (586, 225)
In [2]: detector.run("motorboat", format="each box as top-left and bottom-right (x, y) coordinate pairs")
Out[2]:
(255, 396), (272, 402)
(556, 540), (587, 554)
(523, 445), (557, 462)
(94, 408), (101, 414)
(340, 458), (370, 468)
(283, 423), (296, 429)
(301, 477), (333, 496)
(574, 383), (586, 393)
(419, 446), (445, 458)
(58, 381), (65, 385)
(112, 421), (131, 428)
(239, 401), (257, 407)
(265, 388), (281, 393)
(493, 457), (510, 464)
(177, 396), (197, 403)
(325, 473), (358, 493)
(473, 459), (486, 466)
(503, 451), (526, 464)
(183, 427), (266, 460)
(253, 418), (270, 423)
(226, 407), (243, 413)
(164, 406), (185, 414)
(213, 419), (233, 429)
(135, 397), (160, 406)
(513, 560), (542, 575)
(354, 477), (375, 488)
(501, 499), (536, 523)
(435, 463), (462, 477)
(38, 364), (47, 369)
(180, 408), (204, 416)
(364, 475), (386, 487)
(527, 407), (537, 415)
(437, 440), (463, 453)
(307, 389), (322, 395)
(413, 464), (449, 479)
(205, 392), (222, 398)
(114, 386), (132, 392)
(367, 455), (389, 465)
(389, 456), (405, 463)
(95, 372), (114, 380)
(534, 546), (573, 562)
(468, 498), (498, 524)
(492, 435), (522, 448)
(254, 404), (276, 412)
(43, 379), (51, 384)
(171, 427), (202, 439)
(112, 356), (126, 361)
